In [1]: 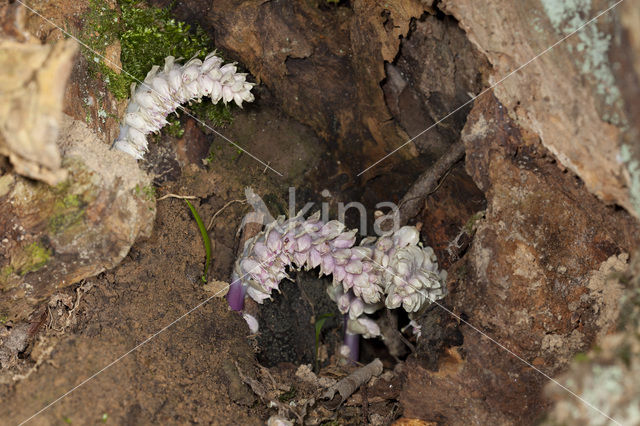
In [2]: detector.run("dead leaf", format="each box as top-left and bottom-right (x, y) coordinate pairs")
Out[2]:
(203, 280), (229, 297)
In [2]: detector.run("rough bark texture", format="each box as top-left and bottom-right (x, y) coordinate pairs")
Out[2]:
(441, 0), (640, 217)
(400, 94), (639, 424)
(398, 141), (465, 225)
(545, 254), (640, 425)
(162, 0), (442, 179)
(382, 13), (489, 158)
(0, 114), (155, 324)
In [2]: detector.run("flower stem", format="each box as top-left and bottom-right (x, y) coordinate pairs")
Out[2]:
(226, 278), (245, 311)
(344, 318), (360, 363)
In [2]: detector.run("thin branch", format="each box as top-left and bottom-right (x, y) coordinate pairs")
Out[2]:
(322, 358), (383, 410)
(398, 141), (465, 225)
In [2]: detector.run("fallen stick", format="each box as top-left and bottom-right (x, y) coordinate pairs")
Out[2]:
(398, 141), (465, 225)
(321, 358), (383, 410)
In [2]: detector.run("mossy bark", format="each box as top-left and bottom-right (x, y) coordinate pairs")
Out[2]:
(0, 116), (155, 324)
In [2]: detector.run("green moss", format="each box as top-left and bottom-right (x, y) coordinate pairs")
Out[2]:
(49, 193), (86, 234)
(278, 386), (297, 402)
(13, 242), (52, 276)
(83, 0), (210, 98)
(81, 0), (235, 134)
(134, 184), (156, 202)
(165, 115), (185, 138)
(463, 210), (485, 234)
(189, 101), (233, 129)
(573, 352), (589, 362)
(0, 266), (14, 287)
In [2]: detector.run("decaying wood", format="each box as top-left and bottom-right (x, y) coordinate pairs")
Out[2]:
(235, 362), (307, 424)
(322, 358), (383, 410)
(0, 115), (155, 324)
(172, 0), (434, 179)
(441, 0), (639, 215)
(398, 141), (465, 224)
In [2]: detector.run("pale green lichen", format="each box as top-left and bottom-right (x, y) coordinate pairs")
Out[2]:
(463, 210), (486, 235)
(0, 266), (14, 285)
(618, 144), (640, 217)
(540, 0), (624, 124)
(544, 255), (640, 425)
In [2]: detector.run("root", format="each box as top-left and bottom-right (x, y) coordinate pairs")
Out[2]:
(398, 141), (465, 224)
(321, 358), (383, 409)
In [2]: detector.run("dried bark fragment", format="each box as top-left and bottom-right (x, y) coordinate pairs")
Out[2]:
(0, 27), (77, 184)
(322, 358), (383, 409)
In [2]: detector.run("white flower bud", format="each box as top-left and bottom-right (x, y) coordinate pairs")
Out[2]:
(114, 52), (255, 158)
(242, 312), (259, 334)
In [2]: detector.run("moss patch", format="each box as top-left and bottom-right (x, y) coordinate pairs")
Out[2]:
(134, 184), (156, 202)
(49, 193), (87, 234)
(0, 266), (14, 289)
(463, 210), (485, 234)
(81, 0), (234, 128)
(12, 242), (52, 276)
(83, 0), (208, 97)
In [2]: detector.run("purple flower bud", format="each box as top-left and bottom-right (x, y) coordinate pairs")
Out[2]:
(309, 249), (322, 268)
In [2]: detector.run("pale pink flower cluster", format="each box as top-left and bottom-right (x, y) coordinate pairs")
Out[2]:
(232, 213), (447, 337)
(114, 52), (255, 159)
(365, 227), (447, 313)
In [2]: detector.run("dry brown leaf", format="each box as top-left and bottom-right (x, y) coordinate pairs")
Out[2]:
(203, 280), (229, 297)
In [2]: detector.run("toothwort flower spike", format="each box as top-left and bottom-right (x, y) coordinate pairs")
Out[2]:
(231, 211), (448, 342)
(113, 51), (255, 159)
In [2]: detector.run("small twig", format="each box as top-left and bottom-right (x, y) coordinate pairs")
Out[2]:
(157, 193), (198, 201)
(361, 382), (369, 425)
(206, 199), (246, 231)
(398, 140), (465, 225)
(259, 365), (279, 391)
(322, 358), (383, 410)
(236, 362), (305, 423)
(47, 306), (63, 332)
